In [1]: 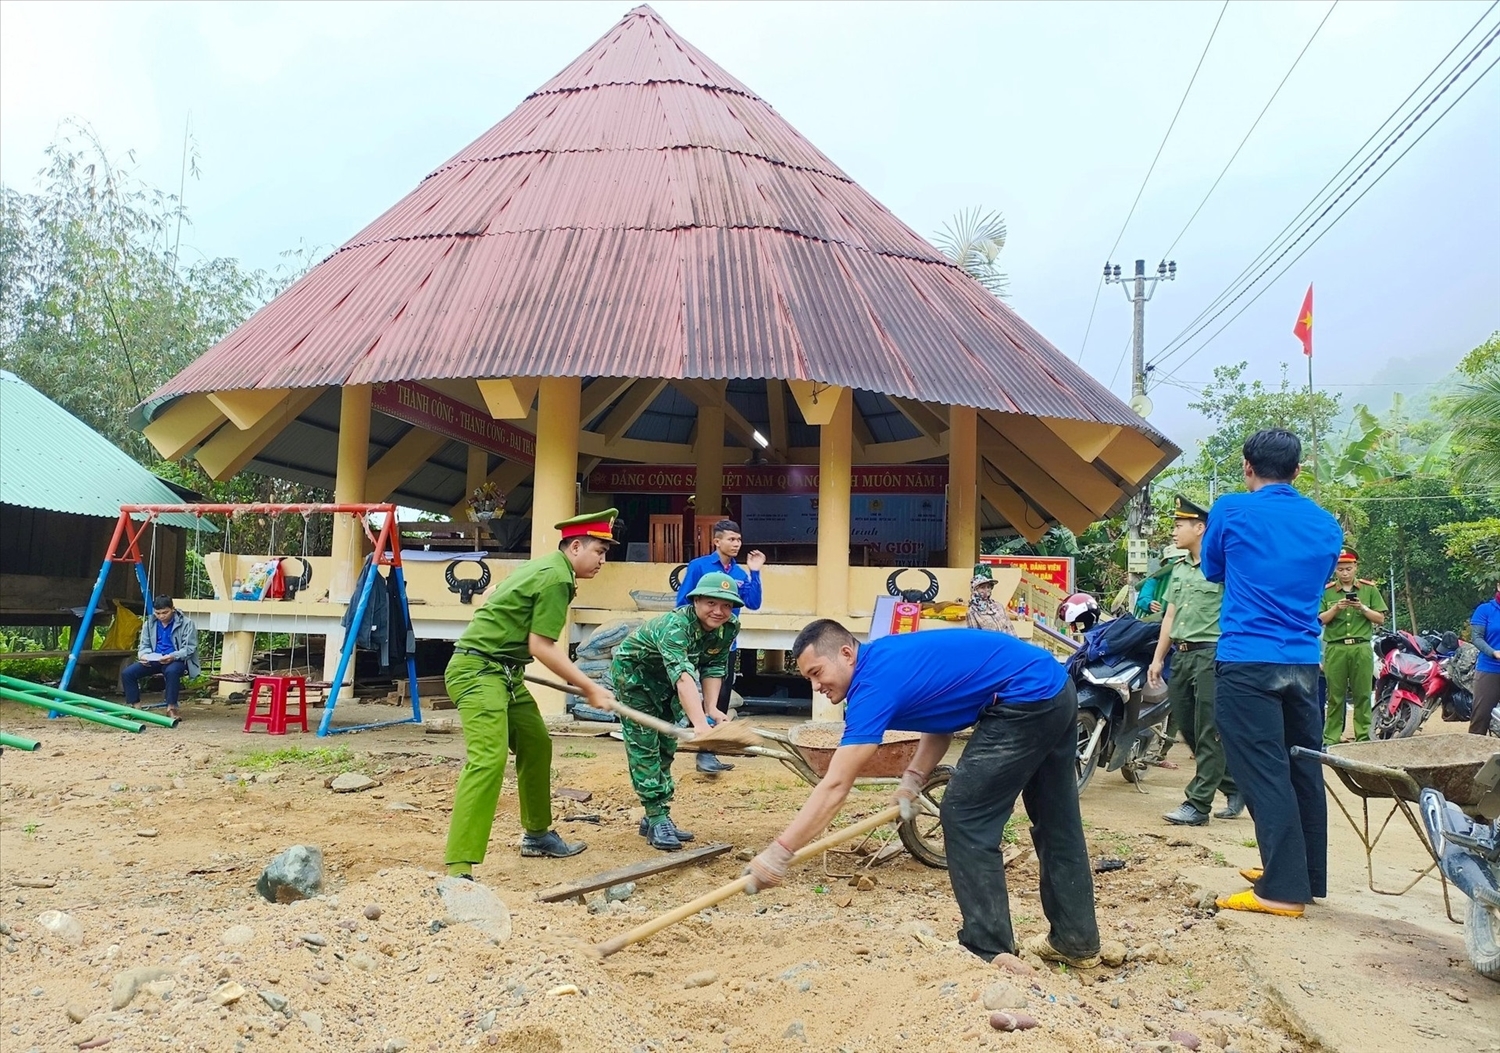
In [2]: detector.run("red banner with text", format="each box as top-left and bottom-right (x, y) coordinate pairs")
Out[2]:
(371, 381), (535, 466)
(586, 464), (948, 495)
(981, 555), (1075, 594)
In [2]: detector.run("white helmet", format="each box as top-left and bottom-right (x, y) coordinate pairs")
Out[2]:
(1061, 593), (1101, 632)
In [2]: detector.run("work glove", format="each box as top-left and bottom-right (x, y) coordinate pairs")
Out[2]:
(894, 768), (926, 823)
(743, 839), (794, 894)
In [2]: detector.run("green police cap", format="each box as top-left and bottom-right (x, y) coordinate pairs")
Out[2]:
(686, 571), (745, 608)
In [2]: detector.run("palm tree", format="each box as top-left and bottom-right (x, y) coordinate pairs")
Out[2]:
(1442, 367), (1500, 487)
(934, 208), (1009, 298)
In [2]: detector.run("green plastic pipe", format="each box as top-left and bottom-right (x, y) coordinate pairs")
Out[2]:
(0, 675), (178, 728)
(0, 687), (144, 732)
(0, 732), (40, 751)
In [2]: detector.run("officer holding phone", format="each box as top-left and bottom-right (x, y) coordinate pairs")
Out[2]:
(1318, 547), (1387, 745)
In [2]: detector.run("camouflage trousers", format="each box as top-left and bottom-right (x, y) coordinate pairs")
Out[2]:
(617, 682), (684, 820)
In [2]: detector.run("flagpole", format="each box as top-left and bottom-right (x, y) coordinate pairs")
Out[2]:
(1309, 349), (1320, 501)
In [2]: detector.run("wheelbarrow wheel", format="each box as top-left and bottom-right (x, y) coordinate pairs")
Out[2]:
(1466, 897), (1500, 982)
(898, 765), (953, 869)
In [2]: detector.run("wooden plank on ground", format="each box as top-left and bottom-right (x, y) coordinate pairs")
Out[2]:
(534, 842), (734, 902)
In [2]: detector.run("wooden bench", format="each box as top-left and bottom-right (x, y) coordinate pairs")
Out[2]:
(0, 649), (135, 689)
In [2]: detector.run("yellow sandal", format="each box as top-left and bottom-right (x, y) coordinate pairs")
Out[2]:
(1215, 889), (1303, 917)
(1239, 867), (1263, 883)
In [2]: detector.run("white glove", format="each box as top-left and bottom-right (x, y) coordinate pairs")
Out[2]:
(743, 840), (794, 893)
(894, 768), (926, 823)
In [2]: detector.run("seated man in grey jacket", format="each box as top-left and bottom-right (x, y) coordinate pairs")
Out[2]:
(122, 596), (199, 718)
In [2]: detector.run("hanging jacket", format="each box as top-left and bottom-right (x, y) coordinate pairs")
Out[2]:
(340, 557), (390, 670)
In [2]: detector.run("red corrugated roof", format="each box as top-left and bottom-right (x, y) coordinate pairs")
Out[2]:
(144, 5), (1171, 446)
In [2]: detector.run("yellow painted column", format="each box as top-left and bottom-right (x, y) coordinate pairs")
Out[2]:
(947, 405), (978, 569)
(527, 376), (581, 716)
(813, 388), (852, 721)
(217, 632), (255, 697)
(695, 402), (725, 525)
(325, 384), (371, 698)
(465, 445), (487, 496)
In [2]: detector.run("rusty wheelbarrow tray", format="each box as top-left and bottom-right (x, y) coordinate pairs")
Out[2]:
(1292, 736), (1499, 923)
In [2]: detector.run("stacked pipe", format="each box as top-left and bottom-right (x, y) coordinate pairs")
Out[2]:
(0, 674), (179, 731)
(0, 732), (40, 751)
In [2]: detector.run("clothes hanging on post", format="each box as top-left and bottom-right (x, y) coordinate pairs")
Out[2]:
(339, 557), (411, 673)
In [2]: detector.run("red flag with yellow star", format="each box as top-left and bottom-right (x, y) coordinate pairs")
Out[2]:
(1293, 284), (1313, 356)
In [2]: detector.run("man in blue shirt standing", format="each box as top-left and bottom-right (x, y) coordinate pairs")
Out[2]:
(1201, 429), (1343, 918)
(675, 519), (765, 774)
(744, 621), (1101, 969)
(1468, 578), (1500, 736)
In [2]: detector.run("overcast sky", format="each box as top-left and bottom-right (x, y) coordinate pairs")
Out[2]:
(2, 0), (1495, 448)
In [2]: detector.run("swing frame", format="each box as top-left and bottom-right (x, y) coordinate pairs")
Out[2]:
(61, 503), (422, 736)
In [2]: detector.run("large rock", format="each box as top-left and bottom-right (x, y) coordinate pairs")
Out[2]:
(110, 966), (172, 1009)
(256, 845), (325, 904)
(36, 910), (83, 946)
(435, 877), (512, 944)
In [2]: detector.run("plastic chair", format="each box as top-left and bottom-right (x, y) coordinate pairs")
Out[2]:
(244, 675), (309, 735)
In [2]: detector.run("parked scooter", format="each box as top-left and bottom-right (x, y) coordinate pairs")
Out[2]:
(1419, 755), (1500, 982)
(1068, 613), (1173, 793)
(1372, 629), (1475, 739)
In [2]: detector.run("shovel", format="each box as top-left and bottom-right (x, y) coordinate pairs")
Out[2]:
(594, 805), (903, 957)
(524, 674), (764, 753)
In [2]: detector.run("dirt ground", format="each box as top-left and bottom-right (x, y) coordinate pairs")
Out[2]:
(1, 697), (1496, 1053)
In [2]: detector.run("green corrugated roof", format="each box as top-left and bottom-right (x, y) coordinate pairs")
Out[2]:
(1, 371), (213, 530)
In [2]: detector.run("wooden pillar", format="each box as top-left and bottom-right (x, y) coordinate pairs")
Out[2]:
(947, 405), (978, 568)
(325, 384), (371, 698)
(217, 631), (255, 697)
(527, 376), (581, 716)
(695, 402), (725, 521)
(465, 445), (487, 496)
(814, 388), (852, 721)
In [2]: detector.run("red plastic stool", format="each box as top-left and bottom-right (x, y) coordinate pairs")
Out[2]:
(243, 675), (309, 735)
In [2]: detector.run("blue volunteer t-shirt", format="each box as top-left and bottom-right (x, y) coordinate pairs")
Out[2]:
(840, 629), (1068, 746)
(1200, 483), (1343, 665)
(1474, 598), (1500, 675)
(154, 619), (174, 659)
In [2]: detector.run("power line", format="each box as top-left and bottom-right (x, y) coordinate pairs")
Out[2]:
(1150, 3), (1499, 369)
(1156, 36), (1500, 377)
(1076, 0), (1229, 365)
(1108, 329), (1135, 389)
(1160, 1), (1339, 260)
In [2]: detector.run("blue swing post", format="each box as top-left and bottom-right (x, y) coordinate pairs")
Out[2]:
(59, 513), (155, 700)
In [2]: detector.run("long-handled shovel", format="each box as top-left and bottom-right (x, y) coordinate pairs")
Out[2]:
(594, 805), (903, 958)
(525, 674), (763, 752)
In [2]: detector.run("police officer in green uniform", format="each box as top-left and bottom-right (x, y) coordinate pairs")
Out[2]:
(1319, 547), (1387, 745)
(1148, 496), (1242, 825)
(443, 509), (619, 878)
(611, 572), (743, 851)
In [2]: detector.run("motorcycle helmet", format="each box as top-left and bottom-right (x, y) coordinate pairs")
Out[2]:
(1060, 593), (1101, 633)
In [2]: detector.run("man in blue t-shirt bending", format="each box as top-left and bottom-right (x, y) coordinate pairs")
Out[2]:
(1201, 429), (1343, 919)
(744, 621), (1101, 968)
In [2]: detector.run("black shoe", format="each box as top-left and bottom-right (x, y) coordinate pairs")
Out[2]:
(1214, 794), (1245, 820)
(644, 817), (682, 852)
(519, 830), (587, 858)
(637, 816), (695, 842)
(1162, 803), (1210, 826)
(696, 752), (734, 774)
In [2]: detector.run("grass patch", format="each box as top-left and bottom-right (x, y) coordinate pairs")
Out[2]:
(562, 748), (597, 759)
(22, 821), (40, 837)
(1211, 851), (1227, 866)
(231, 745), (357, 772)
(1240, 838), (1258, 849)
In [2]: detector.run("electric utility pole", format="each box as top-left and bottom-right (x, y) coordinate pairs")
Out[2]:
(1104, 258), (1175, 583)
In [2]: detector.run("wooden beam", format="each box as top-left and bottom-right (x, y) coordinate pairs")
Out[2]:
(890, 397), (949, 442)
(982, 411), (1122, 517)
(195, 388), (324, 481)
(976, 418), (1097, 534)
(1098, 426), (1172, 486)
(766, 379), (789, 453)
(845, 433), (947, 465)
(787, 380), (846, 427)
(364, 428), (450, 502)
(1040, 417), (1122, 463)
(979, 463), (1050, 544)
(206, 388), (293, 431)
(850, 400), (875, 456)
(142, 394), (227, 461)
(577, 431), (695, 464)
(534, 842), (734, 903)
(475, 377), (541, 420)
(580, 376), (639, 425)
(599, 379), (667, 444)
(671, 379), (784, 463)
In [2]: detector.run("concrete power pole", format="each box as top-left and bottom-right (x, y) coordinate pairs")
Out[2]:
(1104, 258), (1175, 585)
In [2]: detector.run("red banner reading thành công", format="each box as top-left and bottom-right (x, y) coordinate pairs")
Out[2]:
(371, 381), (535, 466)
(585, 464), (949, 495)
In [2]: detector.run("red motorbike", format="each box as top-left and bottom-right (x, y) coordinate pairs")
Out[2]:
(1372, 629), (1475, 740)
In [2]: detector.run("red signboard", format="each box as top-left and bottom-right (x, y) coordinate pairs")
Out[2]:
(981, 555), (1074, 594)
(586, 464), (948, 495)
(371, 380), (535, 466)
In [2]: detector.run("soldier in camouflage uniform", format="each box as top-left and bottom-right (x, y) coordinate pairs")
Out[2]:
(612, 572), (744, 850)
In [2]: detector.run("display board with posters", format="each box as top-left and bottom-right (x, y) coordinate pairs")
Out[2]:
(980, 554), (1074, 595)
(741, 494), (947, 567)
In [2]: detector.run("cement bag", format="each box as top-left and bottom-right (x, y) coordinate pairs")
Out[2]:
(577, 658), (614, 680)
(577, 620), (640, 660)
(99, 601), (142, 651)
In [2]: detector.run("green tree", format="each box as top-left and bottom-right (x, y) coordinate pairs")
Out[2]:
(1439, 331), (1500, 488)
(934, 207), (1009, 298)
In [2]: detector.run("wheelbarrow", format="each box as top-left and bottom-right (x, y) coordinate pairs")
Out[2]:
(1293, 735), (1500, 923)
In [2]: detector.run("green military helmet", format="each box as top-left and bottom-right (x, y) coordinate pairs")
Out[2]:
(687, 571), (745, 608)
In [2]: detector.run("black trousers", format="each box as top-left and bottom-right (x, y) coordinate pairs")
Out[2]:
(1215, 661), (1327, 902)
(1470, 671), (1499, 736)
(940, 681), (1099, 962)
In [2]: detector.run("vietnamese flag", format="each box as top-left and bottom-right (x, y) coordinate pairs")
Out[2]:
(1293, 284), (1313, 356)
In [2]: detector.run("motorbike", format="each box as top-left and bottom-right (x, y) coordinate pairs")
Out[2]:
(1069, 616), (1173, 793)
(1418, 755), (1500, 982)
(1372, 629), (1475, 740)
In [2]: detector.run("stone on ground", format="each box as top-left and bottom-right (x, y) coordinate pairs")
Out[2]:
(256, 845), (325, 903)
(435, 876), (512, 944)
